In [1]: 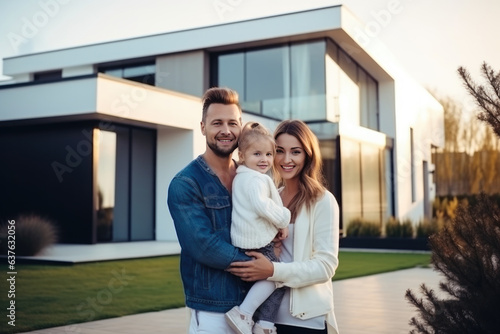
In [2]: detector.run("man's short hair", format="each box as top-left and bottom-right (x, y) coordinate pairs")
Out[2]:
(202, 87), (242, 122)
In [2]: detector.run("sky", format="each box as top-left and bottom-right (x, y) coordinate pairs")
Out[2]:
(0, 0), (499, 114)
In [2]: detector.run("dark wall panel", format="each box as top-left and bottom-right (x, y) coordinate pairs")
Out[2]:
(0, 123), (95, 244)
(130, 128), (155, 241)
(113, 127), (130, 242)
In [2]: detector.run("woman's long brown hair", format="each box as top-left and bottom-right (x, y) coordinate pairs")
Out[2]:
(273, 120), (326, 222)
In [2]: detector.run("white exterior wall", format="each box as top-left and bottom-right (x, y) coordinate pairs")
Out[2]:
(0, 77), (98, 121)
(393, 78), (444, 222)
(156, 51), (208, 98)
(156, 127), (206, 241)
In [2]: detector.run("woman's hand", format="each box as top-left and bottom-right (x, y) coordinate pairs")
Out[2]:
(227, 251), (274, 282)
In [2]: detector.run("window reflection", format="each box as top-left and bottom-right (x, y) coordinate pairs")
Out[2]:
(341, 136), (391, 233)
(217, 41), (326, 121)
(95, 130), (116, 242)
(216, 39), (378, 126)
(100, 63), (156, 86)
(290, 42), (326, 120)
(340, 138), (362, 228)
(361, 143), (382, 222)
(326, 41), (379, 130)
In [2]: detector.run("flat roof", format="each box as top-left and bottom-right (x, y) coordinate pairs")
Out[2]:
(2, 5), (394, 82)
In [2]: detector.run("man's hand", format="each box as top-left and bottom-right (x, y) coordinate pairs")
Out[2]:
(227, 251), (274, 281)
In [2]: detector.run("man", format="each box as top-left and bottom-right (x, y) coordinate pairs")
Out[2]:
(167, 87), (252, 333)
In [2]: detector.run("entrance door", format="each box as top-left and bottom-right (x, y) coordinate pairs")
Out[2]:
(95, 126), (155, 242)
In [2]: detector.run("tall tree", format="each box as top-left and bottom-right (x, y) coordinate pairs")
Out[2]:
(407, 63), (500, 333)
(458, 62), (500, 137)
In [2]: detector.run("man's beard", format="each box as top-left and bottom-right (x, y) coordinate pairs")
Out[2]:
(207, 140), (238, 158)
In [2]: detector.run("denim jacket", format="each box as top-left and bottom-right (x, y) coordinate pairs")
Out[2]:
(167, 155), (252, 313)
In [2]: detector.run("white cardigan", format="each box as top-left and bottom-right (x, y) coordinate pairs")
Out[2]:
(231, 165), (291, 249)
(270, 190), (340, 334)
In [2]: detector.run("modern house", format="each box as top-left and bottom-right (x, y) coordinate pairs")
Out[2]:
(0, 5), (444, 244)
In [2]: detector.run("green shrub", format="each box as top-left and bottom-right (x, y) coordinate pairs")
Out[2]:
(347, 218), (381, 237)
(0, 214), (58, 256)
(401, 219), (414, 238)
(415, 218), (440, 238)
(385, 217), (414, 238)
(346, 218), (363, 236)
(385, 217), (401, 237)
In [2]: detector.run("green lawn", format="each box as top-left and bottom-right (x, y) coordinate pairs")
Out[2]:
(0, 252), (430, 333)
(335, 251), (431, 280)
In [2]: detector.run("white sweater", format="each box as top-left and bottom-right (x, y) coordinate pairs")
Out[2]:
(231, 165), (291, 249)
(270, 190), (340, 334)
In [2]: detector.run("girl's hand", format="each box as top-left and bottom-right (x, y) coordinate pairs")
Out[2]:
(227, 251), (274, 281)
(277, 227), (289, 240)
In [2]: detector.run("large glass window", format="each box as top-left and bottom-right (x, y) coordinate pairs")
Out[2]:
(215, 39), (378, 126)
(94, 126), (156, 242)
(338, 50), (360, 125)
(218, 53), (244, 99)
(320, 139), (342, 229)
(216, 41), (326, 121)
(95, 130), (116, 242)
(246, 46), (288, 119)
(340, 138), (362, 227)
(359, 69), (379, 129)
(325, 42), (340, 122)
(326, 41), (379, 130)
(340, 136), (392, 233)
(100, 62), (156, 86)
(290, 42), (326, 120)
(34, 70), (62, 82)
(361, 143), (382, 222)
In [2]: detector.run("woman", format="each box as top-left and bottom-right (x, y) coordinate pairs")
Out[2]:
(228, 120), (340, 334)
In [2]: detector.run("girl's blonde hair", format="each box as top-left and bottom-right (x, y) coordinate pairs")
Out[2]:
(238, 122), (275, 157)
(273, 120), (326, 222)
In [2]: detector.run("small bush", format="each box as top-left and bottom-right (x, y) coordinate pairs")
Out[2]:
(385, 217), (414, 238)
(401, 219), (414, 238)
(346, 218), (363, 236)
(347, 218), (381, 237)
(406, 193), (500, 333)
(415, 218), (440, 238)
(385, 217), (401, 237)
(0, 214), (58, 256)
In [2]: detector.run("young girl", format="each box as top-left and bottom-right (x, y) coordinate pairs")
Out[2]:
(225, 122), (291, 334)
(228, 120), (341, 334)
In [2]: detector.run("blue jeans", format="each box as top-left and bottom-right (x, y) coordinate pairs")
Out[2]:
(252, 243), (287, 323)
